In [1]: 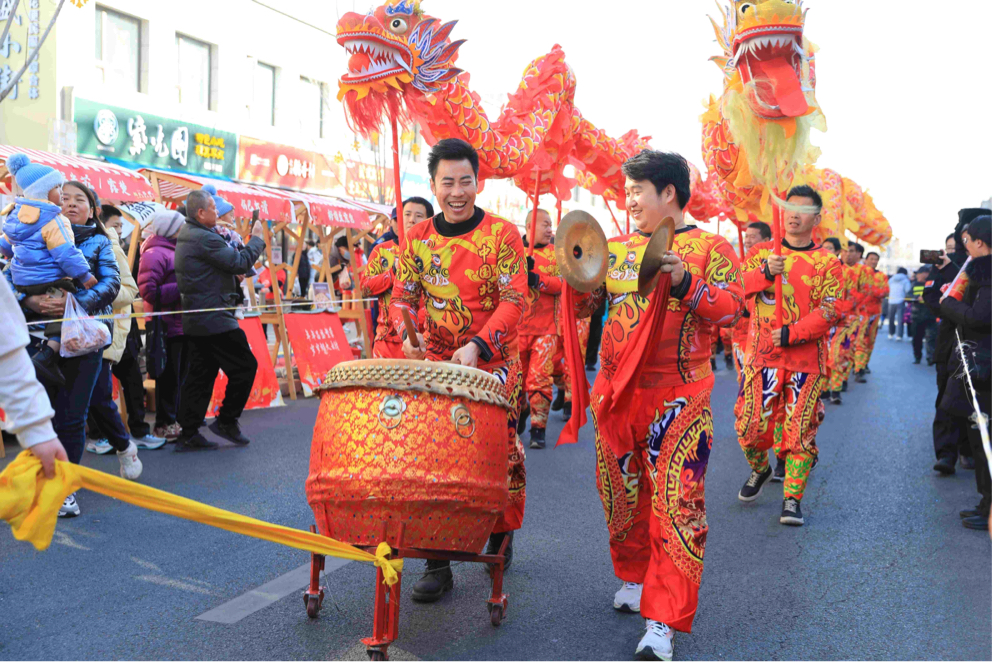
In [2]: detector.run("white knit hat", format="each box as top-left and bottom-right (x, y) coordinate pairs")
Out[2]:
(150, 209), (185, 237)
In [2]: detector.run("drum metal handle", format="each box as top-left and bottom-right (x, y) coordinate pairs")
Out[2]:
(378, 395), (406, 430)
(451, 404), (475, 438)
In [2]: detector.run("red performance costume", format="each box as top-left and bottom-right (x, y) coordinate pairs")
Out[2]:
(853, 265), (888, 372)
(389, 207), (528, 532)
(826, 260), (861, 392)
(362, 239), (405, 359)
(735, 240), (842, 502)
(576, 226), (743, 632)
(519, 241), (562, 432)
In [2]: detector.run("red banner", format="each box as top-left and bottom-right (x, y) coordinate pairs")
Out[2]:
(207, 317), (284, 416)
(238, 136), (343, 192)
(284, 312), (352, 396)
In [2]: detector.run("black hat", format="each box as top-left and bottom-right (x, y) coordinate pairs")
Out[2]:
(959, 208), (991, 227)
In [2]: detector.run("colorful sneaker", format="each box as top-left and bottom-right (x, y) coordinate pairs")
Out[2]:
(738, 467), (772, 502)
(85, 438), (113, 455)
(154, 423), (181, 441)
(614, 581), (642, 613)
(635, 620), (673, 661)
(58, 493), (80, 518)
(117, 441), (143, 480)
(132, 433), (167, 450)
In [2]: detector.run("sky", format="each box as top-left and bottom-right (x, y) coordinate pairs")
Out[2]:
(328, 0), (992, 251)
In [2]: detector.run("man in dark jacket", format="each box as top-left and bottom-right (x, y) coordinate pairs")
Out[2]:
(174, 190), (266, 451)
(910, 266), (935, 365)
(939, 214), (992, 530)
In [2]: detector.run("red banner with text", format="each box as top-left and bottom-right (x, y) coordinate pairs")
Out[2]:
(284, 312), (352, 396)
(207, 317), (284, 416)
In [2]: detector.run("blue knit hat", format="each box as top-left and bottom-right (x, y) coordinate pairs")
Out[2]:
(6, 153), (65, 200)
(201, 184), (234, 217)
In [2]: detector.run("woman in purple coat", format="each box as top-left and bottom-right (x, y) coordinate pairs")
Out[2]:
(137, 209), (188, 439)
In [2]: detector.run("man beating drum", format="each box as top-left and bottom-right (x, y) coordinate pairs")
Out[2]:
(389, 138), (529, 602)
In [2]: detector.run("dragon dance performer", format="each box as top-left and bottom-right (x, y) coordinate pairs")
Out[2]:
(573, 151), (743, 661)
(516, 209), (562, 450)
(821, 237), (860, 404)
(388, 139), (528, 603)
(360, 197), (434, 359)
(735, 186), (842, 527)
(852, 245), (887, 382)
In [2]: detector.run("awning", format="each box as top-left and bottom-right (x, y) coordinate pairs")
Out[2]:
(0, 145), (156, 202)
(138, 168), (293, 222)
(251, 186), (370, 229)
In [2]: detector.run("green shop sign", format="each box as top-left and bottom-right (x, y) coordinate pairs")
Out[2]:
(75, 98), (237, 178)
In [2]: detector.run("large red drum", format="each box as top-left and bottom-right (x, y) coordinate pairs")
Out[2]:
(306, 359), (511, 553)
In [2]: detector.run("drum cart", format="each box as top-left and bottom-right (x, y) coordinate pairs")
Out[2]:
(303, 522), (511, 661)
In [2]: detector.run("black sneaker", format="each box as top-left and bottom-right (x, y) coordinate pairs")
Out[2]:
(841, 380), (848, 393)
(529, 427), (546, 449)
(830, 391), (842, 405)
(962, 515), (989, 531)
(410, 560), (453, 602)
(780, 497), (804, 526)
(855, 370), (867, 383)
(933, 455), (956, 475)
(209, 420), (251, 445)
(771, 456), (786, 482)
(516, 404), (530, 435)
(486, 531), (513, 573)
(31, 344), (65, 387)
(913, 357), (922, 364)
(585, 363), (597, 372)
(725, 354), (734, 370)
(710, 357), (718, 371)
(819, 390), (830, 401)
(738, 467), (773, 502)
(174, 432), (219, 452)
(960, 507), (981, 519)
(959, 455), (976, 470)
(562, 402), (572, 422)
(551, 389), (565, 412)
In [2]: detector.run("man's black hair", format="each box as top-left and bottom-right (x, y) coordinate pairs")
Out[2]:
(849, 242), (865, 255)
(427, 138), (479, 181)
(897, 267), (908, 275)
(823, 237), (841, 251)
(747, 221), (772, 240)
(99, 204), (121, 223)
(404, 196), (435, 218)
(866, 251), (879, 259)
(621, 150), (691, 210)
(965, 215), (992, 246)
(334, 235), (349, 248)
(186, 190), (212, 223)
(786, 185), (823, 211)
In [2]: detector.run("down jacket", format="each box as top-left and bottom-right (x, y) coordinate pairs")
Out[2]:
(137, 234), (183, 337)
(0, 198), (93, 287)
(102, 228), (139, 363)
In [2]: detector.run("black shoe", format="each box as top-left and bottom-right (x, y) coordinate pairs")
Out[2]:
(959, 455), (976, 470)
(710, 357), (718, 371)
(174, 432), (219, 452)
(913, 357), (922, 364)
(962, 515), (989, 531)
(841, 380), (848, 392)
(771, 457), (786, 483)
(819, 390), (830, 401)
(738, 468), (773, 502)
(864, 366), (872, 375)
(562, 402), (572, 422)
(855, 370), (867, 383)
(927, 359), (936, 366)
(486, 531), (513, 573)
(410, 560), (453, 602)
(780, 497), (805, 526)
(585, 363), (597, 372)
(830, 391), (842, 405)
(551, 389), (565, 412)
(209, 420), (251, 445)
(960, 507), (981, 519)
(31, 344), (65, 387)
(529, 427), (546, 450)
(516, 404), (530, 435)
(933, 455), (956, 475)
(725, 354), (734, 369)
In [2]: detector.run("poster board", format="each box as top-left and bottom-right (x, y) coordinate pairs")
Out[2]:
(284, 312), (353, 396)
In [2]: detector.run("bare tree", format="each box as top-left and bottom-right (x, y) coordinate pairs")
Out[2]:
(0, 0), (65, 104)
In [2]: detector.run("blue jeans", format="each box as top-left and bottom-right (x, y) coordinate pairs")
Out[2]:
(44, 350), (103, 464)
(887, 301), (906, 338)
(87, 358), (131, 453)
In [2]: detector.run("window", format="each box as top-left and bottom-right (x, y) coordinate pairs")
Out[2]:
(572, 184), (581, 203)
(253, 62), (276, 126)
(95, 6), (141, 91)
(300, 77), (325, 139)
(176, 34), (212, 109)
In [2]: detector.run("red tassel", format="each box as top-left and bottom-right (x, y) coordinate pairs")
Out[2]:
(557, 284), (590, 446)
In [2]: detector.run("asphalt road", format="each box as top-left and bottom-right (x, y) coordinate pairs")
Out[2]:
(2, 338), (989, 661)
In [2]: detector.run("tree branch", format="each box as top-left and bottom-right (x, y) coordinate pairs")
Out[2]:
(0, 0), (65, 104)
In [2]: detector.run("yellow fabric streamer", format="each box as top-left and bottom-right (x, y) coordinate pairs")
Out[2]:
(0, 452), (403, 585)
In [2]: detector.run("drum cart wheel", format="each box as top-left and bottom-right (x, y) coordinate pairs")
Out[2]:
(303, 525), (326, 619)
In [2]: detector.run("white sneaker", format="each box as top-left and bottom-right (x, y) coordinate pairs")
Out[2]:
(132, 433), (167, 450)
(58, 493), (80, 518)
(635, 619), (674, 661)
(895, 336), (902, 342)
(85, 438), (113, 455)
(117, 441), (143, 480)
(614, 581), (642, 612)
(887, 334), (894, 340)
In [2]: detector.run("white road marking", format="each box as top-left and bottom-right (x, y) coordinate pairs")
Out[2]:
(195, 557), (351, 624)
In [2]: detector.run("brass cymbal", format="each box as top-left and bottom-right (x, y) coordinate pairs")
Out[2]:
(554, 210), (608, 293)
(637, 216), (677, 297)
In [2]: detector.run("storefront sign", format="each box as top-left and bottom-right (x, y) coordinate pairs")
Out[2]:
(345, 160), (394, 204)
(0, 0), (57, 150)
(206, 317), (284, 415)
(75, 98), (238, 178)
(238, 136), (344, 193)
(284, 312), (352, 396)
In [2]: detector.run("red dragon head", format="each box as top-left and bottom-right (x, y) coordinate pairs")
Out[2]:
(336, 0), (465, 136)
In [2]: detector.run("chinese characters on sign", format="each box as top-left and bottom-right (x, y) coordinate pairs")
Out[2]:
(284, 313), (352, 397)
(1, 0), (42, 101)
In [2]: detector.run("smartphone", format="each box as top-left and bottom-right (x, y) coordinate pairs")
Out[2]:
(920, 249), (943, 265)
(250, 209), (259, 231)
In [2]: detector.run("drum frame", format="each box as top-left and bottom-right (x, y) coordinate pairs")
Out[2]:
(303, 521), (510, 661)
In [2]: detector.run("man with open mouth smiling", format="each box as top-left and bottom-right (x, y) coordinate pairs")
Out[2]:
(388, 138), (528, 604)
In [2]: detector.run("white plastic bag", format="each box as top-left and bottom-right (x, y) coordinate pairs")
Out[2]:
(60, 293), (112, 358)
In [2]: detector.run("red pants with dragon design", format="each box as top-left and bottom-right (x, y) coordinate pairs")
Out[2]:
(826, 317), (858, 391)
(735, 366), (826, 501)
(519, 334), (557, 430)
(489, 355), (527, 533)
(592, 377), (713, 632)
(853, 313), (881, 373)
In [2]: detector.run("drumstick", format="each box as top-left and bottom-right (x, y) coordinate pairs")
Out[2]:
(401, 308), (420, 349)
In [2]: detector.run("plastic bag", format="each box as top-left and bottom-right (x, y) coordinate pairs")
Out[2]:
(60, 294), (112, 358)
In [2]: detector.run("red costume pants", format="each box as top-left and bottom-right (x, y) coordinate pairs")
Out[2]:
(827, 318), (858, 391)
(488, 355), (527, 533)
(519, 334), (557, 429)
(853, 314), (880, 372)
(591, 377), (713, 633)
(735, 366), (826, 501)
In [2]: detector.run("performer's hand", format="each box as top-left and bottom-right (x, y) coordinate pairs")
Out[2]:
(30, 438), (68, 479)
(403, 333), (426, 360)
(766, 255), (786, 276)
(771, 328), (784, 347)
(451, 342), (481, 368)
(659, 251), (685, 286)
